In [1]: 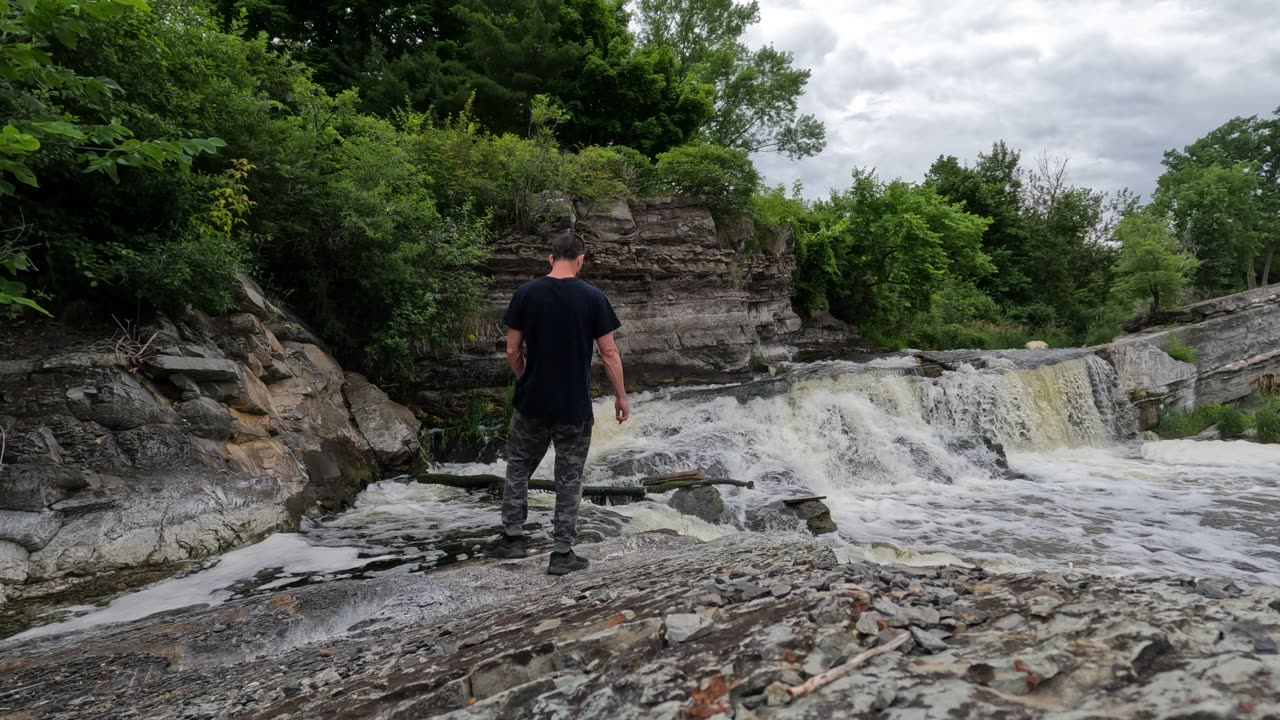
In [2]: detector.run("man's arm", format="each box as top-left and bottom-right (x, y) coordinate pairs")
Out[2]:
(506, 328), (526, 379)
(596, 332), (628, 423)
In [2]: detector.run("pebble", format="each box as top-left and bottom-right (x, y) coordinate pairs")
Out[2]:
(664, 613), (713, 645)
(855, 611), (884, 636)
(532, 619), (561, 635)
(770, 584), (792, 598)
(909, 626), (950, 653)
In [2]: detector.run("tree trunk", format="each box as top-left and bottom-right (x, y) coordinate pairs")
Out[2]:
(1263, 243), (1276, 287)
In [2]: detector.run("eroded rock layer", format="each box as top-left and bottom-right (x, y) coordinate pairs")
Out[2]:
(1105, 285), (1280, 428)
(0, 533), (1276, 719)
(414, 198), (859, 417)
(0, 276), (421, 605)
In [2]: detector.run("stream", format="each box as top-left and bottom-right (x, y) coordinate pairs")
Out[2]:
(8, 353), (1280, 642)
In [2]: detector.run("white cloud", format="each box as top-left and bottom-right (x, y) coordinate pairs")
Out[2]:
(746, 0), (1280, 200)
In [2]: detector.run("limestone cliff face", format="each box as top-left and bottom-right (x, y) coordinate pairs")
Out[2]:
(0, 276), (421, 604)
(1104, 285), (1280, 428)
(415, 197), (857, 415)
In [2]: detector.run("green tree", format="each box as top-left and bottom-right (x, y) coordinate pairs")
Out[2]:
(794, 169), (992, 328)
(633, 0), (825, 158)
(219, 0), (709, 155)
(1156, 109), (1280, 294)
(925, 142), (1031, 307)
(653, 143), (760, 218)
(1, 0), (224, 314)
(1110, 212), (1200, 314)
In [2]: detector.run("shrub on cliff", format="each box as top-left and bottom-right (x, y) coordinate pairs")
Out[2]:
(654, 144), (761, 218)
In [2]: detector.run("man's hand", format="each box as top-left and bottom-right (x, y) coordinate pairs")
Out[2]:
(596, 332), (628, 424)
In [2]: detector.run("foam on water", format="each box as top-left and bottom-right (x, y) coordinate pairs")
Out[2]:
(13, 354), (1279, 641)
(7, 535), (383, 642)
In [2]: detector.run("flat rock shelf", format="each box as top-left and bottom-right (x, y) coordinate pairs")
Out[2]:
(1, 533), (1277, 719)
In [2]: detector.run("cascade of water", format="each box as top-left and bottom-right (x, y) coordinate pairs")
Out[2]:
(589, 356), (1126, 498)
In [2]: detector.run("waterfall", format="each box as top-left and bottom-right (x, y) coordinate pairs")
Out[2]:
(588, 354), (1128, 497)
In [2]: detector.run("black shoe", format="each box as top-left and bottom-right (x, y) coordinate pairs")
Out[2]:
(486, 534), (528, 559)
(547, 550), (590, 576)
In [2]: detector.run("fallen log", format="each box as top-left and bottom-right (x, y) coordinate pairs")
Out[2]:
(782, 495), (827, 506)
(640, 470), (703, 486)
(416, 473), (646, 499)
(645, 479), (755, 494)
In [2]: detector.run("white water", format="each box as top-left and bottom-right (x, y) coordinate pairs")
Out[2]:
(11, 353), (1280, 641)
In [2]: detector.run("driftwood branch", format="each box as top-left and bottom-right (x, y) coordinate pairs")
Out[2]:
(644, 479), (755, 493)
(783, 496), (827, 506)
(641, 471), (703, 486)
(787, 630), (911, 699)
(416, 470), (752, 499)
(416, 473), (646, 499)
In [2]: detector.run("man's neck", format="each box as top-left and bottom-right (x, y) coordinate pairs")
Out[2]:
(547, 263), (578, 279)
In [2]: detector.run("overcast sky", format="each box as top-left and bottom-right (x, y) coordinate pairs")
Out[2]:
(745, 0), (1280, 201)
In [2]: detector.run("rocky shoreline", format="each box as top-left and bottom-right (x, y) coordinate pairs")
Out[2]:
(1, 532), (1276, 719)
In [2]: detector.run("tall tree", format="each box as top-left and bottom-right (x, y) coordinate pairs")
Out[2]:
(1110, 212), (1200, 314)
(631, 0), (825, 158)
(218, 0), (709, 154)
(794, 169), (992, 327)
(1156, 109), (1280, 293)
(926, 141), (1030, 306)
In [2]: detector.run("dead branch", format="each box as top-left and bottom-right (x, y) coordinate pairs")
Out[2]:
(786, 630), (912, 699)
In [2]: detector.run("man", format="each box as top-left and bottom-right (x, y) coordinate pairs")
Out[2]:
(486, 229), (629, 576)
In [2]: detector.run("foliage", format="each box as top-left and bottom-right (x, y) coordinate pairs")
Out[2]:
(632, 0), (825, 158)
(1161, 335), (1198, 364)
(217, 0), (713, 156)
(1110, 211), (1200, 314)
(1156, 109), (1280, 294)
(1256, 403), (1280, 444)
(793, 169), (992, 329)
(653, 143), (760, 218)
(0, 0), (224, 314)
(1158, 403), (1253, 440)
(1215, 405), (1248, 439)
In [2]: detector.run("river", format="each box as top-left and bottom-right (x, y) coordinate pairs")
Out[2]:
(8, 353), (1280, 641)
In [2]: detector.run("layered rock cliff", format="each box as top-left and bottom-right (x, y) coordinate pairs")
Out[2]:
(0, 277), (421, 606)
(1104, 285), (1280, 428)
(414, 197), (858, 416)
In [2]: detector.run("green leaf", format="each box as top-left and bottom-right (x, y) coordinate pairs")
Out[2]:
(26, 121), (86, 140)
(8, 295), (53, 317)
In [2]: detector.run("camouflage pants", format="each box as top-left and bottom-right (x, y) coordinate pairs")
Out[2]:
(502, 410), (594, 552)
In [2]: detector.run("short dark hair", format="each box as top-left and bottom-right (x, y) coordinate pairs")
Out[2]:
(550, 229), (585, 260)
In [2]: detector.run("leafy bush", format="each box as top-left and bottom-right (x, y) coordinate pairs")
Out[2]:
(1157, 407), (1214, 439)
(1256, 404), (1280, 444)
(654, 144), (761, 218)
(1214, 405), (1248, 438)
(1157, 403), (1251, 439)
(1161, 335), (1198, 364)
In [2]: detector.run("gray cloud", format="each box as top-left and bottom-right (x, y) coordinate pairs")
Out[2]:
(747, 0), (1280, 201)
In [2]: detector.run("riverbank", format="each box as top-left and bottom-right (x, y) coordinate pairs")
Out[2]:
(1, 532), (1276, 719)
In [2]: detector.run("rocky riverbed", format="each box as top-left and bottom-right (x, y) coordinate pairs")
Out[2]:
(2, 532), (1277, 719)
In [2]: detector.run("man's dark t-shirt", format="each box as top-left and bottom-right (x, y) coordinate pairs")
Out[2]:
(503, 276), (621, 424)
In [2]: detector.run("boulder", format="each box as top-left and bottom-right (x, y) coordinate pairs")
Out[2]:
(87, 374), (177, 430)
(0, 510), (64, 551)
(342, 373), (421, 467)
(745, 497), (838, 536)
(1024, 340), (1049, 350)
(177, 397), (237, 441)
(786, 499), (838, 536)
(0, 464), (87, 511)
(668, 485), (725, 524)
(0, 540), (28, 584)
(145, 355), (240, 382)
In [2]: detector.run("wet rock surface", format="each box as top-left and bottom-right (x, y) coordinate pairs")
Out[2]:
(0, 274), (421, 608)
(2, 533), (1277, 719)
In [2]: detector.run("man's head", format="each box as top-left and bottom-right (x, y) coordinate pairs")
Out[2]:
(548, 229), (586, 275)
